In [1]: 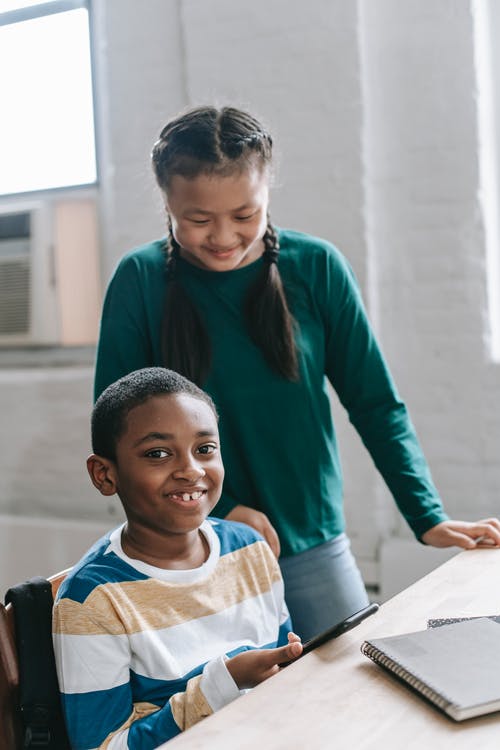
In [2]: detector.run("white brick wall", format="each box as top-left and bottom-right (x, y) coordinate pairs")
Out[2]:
(1, 0), (499, 595)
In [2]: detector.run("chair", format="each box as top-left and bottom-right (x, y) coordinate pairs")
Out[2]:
(0, 570), (70, 750)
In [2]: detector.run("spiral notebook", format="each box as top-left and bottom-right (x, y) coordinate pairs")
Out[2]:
(361, 617), (500, 721)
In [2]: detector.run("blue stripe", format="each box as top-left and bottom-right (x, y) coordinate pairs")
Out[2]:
(62, 682), (132, 750)
(128, 704), (181, 749)
(63, 681), (183, 750)
(209, 517), (264, 556)
(57, 540), (150, 603)
(62, 636), (289, 750)
(130, 663), (205, 701)
(62, 663), (208, 747)
(224, 637), (284, 658)
(59, 519), (265, 604)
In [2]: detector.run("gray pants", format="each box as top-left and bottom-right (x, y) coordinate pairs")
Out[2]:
(279, 533), (369, 641)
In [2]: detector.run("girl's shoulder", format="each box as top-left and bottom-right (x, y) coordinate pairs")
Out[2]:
(114, 239), (166, 275)
(277, 227), (353, 275)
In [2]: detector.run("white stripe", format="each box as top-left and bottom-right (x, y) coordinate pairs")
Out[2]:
(53, 631), (130, 693)
(54, 583), (285, 692)
(107, 728), (130, 750)
(128, 584), (284, 677)
(201, 655), (241, 712)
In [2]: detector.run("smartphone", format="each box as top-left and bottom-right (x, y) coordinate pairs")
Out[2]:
(280, 601), (380, 667)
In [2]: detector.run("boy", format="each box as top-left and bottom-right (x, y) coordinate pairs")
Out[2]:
(52, 367), (302, 750)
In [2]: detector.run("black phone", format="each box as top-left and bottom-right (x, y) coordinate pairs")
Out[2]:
(280, 601), (380, 667)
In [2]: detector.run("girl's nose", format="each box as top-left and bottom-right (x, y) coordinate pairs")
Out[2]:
(208, 221), (236, 249)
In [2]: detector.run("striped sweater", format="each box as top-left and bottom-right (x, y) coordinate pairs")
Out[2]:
(53, 518), (291, 750)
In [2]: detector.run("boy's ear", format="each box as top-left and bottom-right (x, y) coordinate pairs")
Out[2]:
(87, 454), (118, 496)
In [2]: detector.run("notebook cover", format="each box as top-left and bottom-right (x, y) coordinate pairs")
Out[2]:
(427, 614), (500, 629)
(361, 617), (500, 721)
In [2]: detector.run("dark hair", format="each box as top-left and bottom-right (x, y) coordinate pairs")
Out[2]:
(151, 105), (299, 384)
(91, 367), (217, 460)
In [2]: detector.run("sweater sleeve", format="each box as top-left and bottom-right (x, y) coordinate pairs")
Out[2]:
(93, 250), (160, 401)
(321, 248), (448, 539)
(53, 597), (241, 750)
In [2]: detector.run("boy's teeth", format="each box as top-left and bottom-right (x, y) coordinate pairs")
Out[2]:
(179, 491), (203, 502)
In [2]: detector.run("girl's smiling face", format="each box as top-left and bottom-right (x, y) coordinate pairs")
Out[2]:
(111, 393), (224, 549)
(165, 166), (270, 272)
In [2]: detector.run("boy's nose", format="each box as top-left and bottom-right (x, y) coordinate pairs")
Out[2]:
(171, 458), (205, 481)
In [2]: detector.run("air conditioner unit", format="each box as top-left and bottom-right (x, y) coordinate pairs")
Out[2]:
(0, 201), (59, 345)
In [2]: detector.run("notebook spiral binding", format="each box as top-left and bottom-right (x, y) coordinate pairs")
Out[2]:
(361, 642), (452, 713)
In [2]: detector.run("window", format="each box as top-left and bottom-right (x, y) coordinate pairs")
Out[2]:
(0, 0), (97, 195)
(475, 0), (500, 362)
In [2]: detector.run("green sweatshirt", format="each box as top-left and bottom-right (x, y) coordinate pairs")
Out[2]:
(94, 228), (448, 556)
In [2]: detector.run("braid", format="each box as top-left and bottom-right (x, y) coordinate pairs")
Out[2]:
(262, 222), (280, 265)
(165, 217), (180, 280)
(154, 106), (298, 382)
(161, 220), (212, 385)
(244, 221), (299, 381)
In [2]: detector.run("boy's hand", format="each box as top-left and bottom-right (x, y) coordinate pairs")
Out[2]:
(421, 518), (500, 549)
(226, 633), (302, 689)
(225, 505), (281, 557)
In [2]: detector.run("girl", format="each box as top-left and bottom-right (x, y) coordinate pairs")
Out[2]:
(94, 105), (500, 640)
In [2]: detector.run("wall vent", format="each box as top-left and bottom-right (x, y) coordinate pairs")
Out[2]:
(0, 202), (58, 346)
(0, 212), (31, 336)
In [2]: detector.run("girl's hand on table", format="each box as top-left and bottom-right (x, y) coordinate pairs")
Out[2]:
(421, 518), (500, 549)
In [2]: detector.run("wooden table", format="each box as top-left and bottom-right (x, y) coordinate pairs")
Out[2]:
(161, 548), (500, 749)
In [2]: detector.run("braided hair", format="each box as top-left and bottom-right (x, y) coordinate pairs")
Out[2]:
(151, 106), (299, 385)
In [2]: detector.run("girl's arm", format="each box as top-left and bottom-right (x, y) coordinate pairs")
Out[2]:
(321, 248), (500, 545)
(322, 249), (448, 539)
(94, 249), (162, 400)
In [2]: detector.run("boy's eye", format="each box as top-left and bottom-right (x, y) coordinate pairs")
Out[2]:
(145, 448), (169, 458)
(197, 443), (217, 455)
(189, 218), (210, 225)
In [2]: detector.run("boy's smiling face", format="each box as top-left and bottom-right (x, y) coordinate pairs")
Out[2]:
(109, 393), (224, 545)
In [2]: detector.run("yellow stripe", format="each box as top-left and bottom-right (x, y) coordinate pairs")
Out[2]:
(100, 702), (159, 748)
(170, 675), (213, 730)
(54, 540), (281, 635)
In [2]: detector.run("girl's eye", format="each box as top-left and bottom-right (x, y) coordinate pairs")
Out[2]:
(235, 213), (255, 222)
(190, 218), (210, 225)
(197, 444), (217, 455)
(145, 448), (169, 459)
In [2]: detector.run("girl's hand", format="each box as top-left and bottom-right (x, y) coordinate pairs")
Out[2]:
(225, 504), (281, 557)
(226, 633), (302, 689)
(421, 518), (500, 549)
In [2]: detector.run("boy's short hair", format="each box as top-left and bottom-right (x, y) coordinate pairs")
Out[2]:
(92, 367), (217, 460)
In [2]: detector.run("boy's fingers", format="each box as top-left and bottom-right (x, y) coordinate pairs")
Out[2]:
(279, 641), (302, 661)
(262, 641), (302, 668)
(288, 641), (303, 657)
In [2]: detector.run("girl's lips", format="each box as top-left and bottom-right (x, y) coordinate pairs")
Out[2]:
(205, 246), (240, 257)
